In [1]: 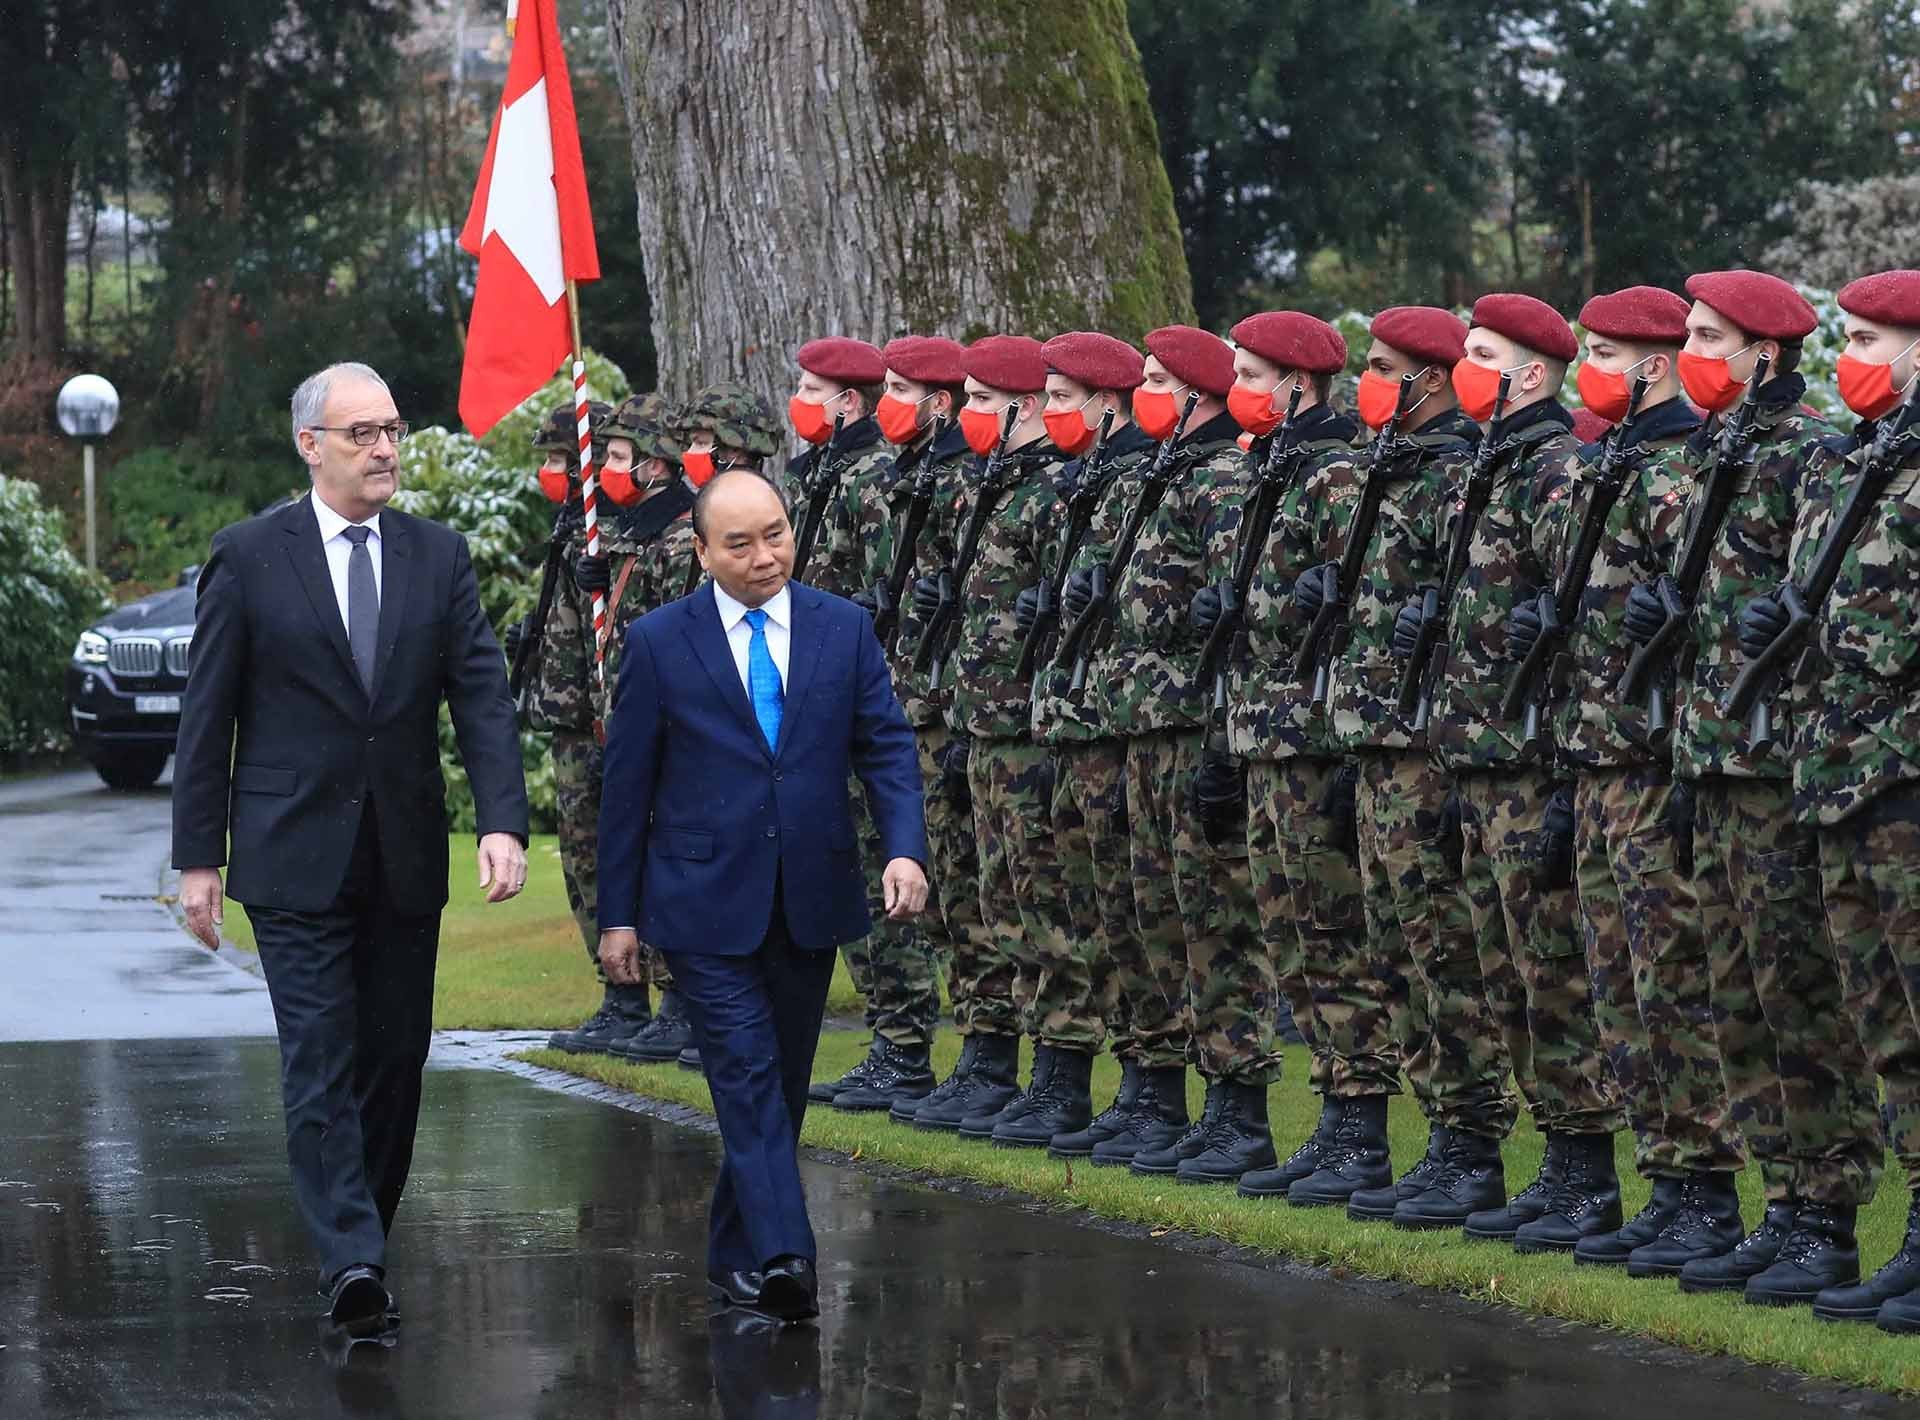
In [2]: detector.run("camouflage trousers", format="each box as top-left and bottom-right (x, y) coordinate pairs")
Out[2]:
(1577, 764), (1742, 1178)
(1454, 769), (1622, 1137)
(969, 738), (1103, 1051)
(919, 724), (1006, 1036)
(1360, 752), (1517, 1137)
(1054, 738), (1138, 1058)
(551, 729), (670, 989)
(1695, 777), (1882, 1207)
(1818, 801), (1920, 1190)
(840, 774), (940, 1048)
(1247, 762), (1331, 1093)
(1125, 731), (1273, 1084)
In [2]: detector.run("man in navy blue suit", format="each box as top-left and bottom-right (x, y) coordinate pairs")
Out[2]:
(597, 468), (928, 1323)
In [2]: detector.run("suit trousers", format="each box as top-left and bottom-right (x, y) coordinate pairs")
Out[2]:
(246, 802), (441, 1286)
(666, 897), (836, 1278)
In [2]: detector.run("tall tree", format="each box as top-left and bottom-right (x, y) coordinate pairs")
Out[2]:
(605, 0), (1193, 399)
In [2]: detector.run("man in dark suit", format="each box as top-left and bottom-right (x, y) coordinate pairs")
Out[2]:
(597, 468), (927, 1323)
(172, 361), (529, 1336)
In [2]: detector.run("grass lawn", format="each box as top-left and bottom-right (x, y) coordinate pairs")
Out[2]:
(218, 834), (862, 1028)
(522, 1033), (1920, 1397)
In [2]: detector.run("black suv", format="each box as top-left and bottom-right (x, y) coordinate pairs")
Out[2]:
(66, 569), (198, 789)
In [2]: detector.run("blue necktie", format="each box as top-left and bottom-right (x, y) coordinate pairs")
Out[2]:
(743, 608), (784, 751)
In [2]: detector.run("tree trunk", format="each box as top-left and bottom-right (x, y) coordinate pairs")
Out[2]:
(606, 0), (1193, 400)
(0, 146), (72, 360)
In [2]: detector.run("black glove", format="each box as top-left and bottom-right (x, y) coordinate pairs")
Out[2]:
(1112, 764), (1130, 839)
(1294, 561), (1339, 619)
(1738, 594), (1788, 662)
(1667, 780), (1697, 879)
(911, 575), (944, 621)
(1190, 584), (1224, 638)
(1316, 761), (1360, 860)
(1014, 585), (1043, 637)
(573, 553), (610, 596)
(1191, 753), (1248, 849)
(1542, 784), (1577, 889)
(1062, 568), (1097, 622)
(1506, 594), (1545, 663)
(1433, 790), (1465, 874)
(1622, 580), (1671, 647)
(850, 587), (878, 615)
(503, 616), (528, 660)
(1392, 595), (1431, 660)
(938, 732), (973, 813)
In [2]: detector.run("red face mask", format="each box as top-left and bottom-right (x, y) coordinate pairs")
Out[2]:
(788, 395), (837, 446)
(1356, 370), (1418, 431)
(1227, 381), (1284, 438)
(1044, 402), (1099, 456)
(1574, 356), (1653, 425)
(537, 467), (570, 503)
(1837, 346), (1920, 420)
(960, 403), (1013, 457)
(1132, 385), (1186, 441)
(681, 449), (717, 487)
(875, 394), (924, 446)
(1676, 348), (1752, 415)
(1451, 359), (1522, 424)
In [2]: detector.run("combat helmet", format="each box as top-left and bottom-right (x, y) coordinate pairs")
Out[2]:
(680, 382), (781, 460)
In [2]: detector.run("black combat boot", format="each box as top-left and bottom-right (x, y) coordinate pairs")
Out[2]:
(1744, 1204), (1859, 1307)
(832, 1039), (937, 1113)
(1288, 1094), (1391, 1207)
(994, 1047), (1095, 1148)
(1093, 1067), (1190, 1167)
(962, 1041), (1050, 1139)
(1395, 1130), (1506, 1230)
(1571, 1174), (1685, 1267)
(1466, 1132), (1566, 1242)
(1177, 1081), (1277, 1184)
(1815, 1194), (1920, 1323)
(1679, 1201), (1796, 1293)
(808, 1046), (877, 1105)
(549, 982), (652, 1054)
(915, 1032), (1018, 1132)
(1512, 1133), (1624, 1254)
(1130, 1079), (1221, 1176)
(1626, 1172), (1744, 1277)
(1348, 1122), (1450, 1222)
(612, 990), (694, 1064)
(1240, 1096), (1339, 1199)
(894, 1034), (982, 1124)
(1049, 1058), (1143, 1158)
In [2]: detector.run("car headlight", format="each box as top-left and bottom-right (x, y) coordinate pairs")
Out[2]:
(73, 630), (110, 665)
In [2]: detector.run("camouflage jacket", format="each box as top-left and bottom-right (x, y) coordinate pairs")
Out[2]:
(1327, 411), (1477, 755)
(1086, 410), (1247, 737)
(1790, 420), (1920, 825)
(1032, 422), (1156, 747)
(1538, 396), (1702, 771)
(1669, 376), (1834, 783)
(883, 422), (974, 728)
(943, 440), (1067, 742)
(1214, 404), (1364, 760)
(525, 493), (594, 733)
(786, 415), (894, 600)
(592, 481), (699, 724)
(1426, 400), (1580, 774)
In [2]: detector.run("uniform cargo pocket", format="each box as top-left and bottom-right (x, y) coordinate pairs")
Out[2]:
(1301, 844), (1362, 930)
(1755, 844), (1819, 904)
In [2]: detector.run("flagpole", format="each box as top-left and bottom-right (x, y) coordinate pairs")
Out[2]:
(566, 277), (608, 688)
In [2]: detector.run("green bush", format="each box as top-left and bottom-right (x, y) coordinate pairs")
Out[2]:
(0, 476), (111, 760)
(105, 445), (257, 585)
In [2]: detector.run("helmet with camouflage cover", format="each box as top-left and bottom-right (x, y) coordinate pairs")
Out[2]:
(533, 400), (616, 467)
(606, 391), (683, 463)
(680, 382), (781, 460)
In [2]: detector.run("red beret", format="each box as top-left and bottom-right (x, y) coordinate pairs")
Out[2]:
(1041, 331), (1145, 392)
(1571, 409), (1614, 445)
(1144, 325), (1237, 397)
(1838, 271), (1920, 331)
(1468, 293), (1578, 363)
(1368, 306), (1468, 368)
(962, 334), (1049, 394)
(1229, 311), (1347, 374)
(881, 335), (966, 387)
(1578, 286), (1690, 345)
(795, 336), (885, 385)
(1683, 271), (1816, 341)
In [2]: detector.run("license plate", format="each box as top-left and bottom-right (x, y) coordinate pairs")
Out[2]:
(134, 695), (181, 715)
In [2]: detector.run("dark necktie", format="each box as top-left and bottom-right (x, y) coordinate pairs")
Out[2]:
(342, 525), (378, 693)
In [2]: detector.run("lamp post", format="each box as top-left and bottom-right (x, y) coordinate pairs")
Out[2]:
(56, 374), (121, 572)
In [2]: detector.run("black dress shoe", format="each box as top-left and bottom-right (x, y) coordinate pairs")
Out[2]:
(707, 1268), (764, 1309)
(328, 1264), (391, 1338)
(756, 1255), (819, 1323)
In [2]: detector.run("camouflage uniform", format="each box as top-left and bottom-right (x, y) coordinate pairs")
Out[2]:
(1424, 400), (1625, 1140)
(1791, 423), (1920, 1188)
(1669, 379), (1881, 1207)
(1093, 410), (1272, 1085)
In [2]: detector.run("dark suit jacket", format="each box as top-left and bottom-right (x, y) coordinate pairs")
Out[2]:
(170, 496), (529, 915)
(596, 579), (927, 954)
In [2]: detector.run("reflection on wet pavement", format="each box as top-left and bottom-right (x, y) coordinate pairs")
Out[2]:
(0, 1038), (1895, 1419)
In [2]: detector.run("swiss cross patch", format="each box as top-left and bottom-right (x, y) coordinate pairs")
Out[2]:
(953, 494), (967, 514)
(1664, 490), (1681, 505)
(1548, 487), (1567, 502)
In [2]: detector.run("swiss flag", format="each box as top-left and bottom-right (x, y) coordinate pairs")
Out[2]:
(457, 0), (600, 437)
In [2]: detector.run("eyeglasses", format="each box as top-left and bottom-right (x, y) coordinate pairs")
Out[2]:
(310, 421), (410, 446)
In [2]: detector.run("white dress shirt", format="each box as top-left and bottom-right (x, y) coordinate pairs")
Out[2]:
(712, 581), (791, 693)
(310, 493), (383, 632)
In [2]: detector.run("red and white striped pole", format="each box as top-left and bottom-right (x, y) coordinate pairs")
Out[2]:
(565, 280), (606, 687)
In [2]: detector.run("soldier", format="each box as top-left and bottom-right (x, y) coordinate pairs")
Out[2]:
(786, 339), (944, 1111)
(679, 380), (784, 489)
(1389, 294), (1628, 1253)
(1622, 271), (1882, 1305)
(1738, 269), (1920, 1329)
(905, 335), (1072, 1136)
(1060, 326), (1274, 1182)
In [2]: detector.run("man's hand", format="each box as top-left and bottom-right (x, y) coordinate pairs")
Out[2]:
(1061, 568), (1097, 622)
(1013, 585), (1043, 636)
(882, 858), (929, 920)
(180, 867), (225, 950)
(911, 575), (944, 621)
(1294, 562), (1339, 619)
(1623, 580), (1672, 646)
(1189, 583), (1224, 637)
(1392, 595), (1431, 659)
(503, 616), (528, 660)
(1738, 594), (1789, 662)
(573, 553), (611, 596)
(477, 832), (527, 903)
(598, 928), (642, 985)
(1506, 594), (1545, 662)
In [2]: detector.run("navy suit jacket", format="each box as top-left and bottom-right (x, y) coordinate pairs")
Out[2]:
(596, 579), (928, 955)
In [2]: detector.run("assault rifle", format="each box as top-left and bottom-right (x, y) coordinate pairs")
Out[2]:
(789, 410), (848, 581)
(872, 415), (951, 645)
(913, 404), (1020, 687)
(509, 500), (574, 713)
(1018, 407), (1117, 685)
